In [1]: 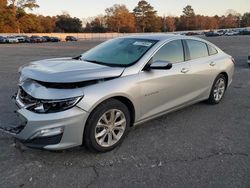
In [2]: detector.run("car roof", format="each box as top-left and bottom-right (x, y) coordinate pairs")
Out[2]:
(120, 33), (222, 52)
(122, 33), (214, 45)
(122, 33), (184, 41)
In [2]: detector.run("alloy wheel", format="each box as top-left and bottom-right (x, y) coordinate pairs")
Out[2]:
(213, 78), (225, 102)
(95, 109), (126, 147)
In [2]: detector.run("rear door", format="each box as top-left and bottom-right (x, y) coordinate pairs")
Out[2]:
(184, 39), (219, 99)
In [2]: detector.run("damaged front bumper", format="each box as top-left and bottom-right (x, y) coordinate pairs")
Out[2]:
(14, 107), (88, 150)
(1, 92), (89, 150)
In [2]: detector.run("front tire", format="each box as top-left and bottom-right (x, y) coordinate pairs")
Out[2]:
(207, 74), (227, 104)
(83, 99), (130, 152)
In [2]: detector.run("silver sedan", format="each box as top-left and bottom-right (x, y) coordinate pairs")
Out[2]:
(6, 34), (234, 152)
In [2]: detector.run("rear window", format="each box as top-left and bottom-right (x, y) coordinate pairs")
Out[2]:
(186, 40), (209, 60)
(207, 44), (218, 56)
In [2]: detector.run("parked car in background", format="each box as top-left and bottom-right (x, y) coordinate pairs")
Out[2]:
(8, 34), (234, 152)
(205, 31), (220, 37)
(30, 35), (43, 43)
(217, 30), (226, 36)
(22, 36), (31, 43)
(42, 36), (52, 42)
(239, 30), (250, 35)
(50, 37), (61, 42)
(179, 32), (187, 35)
(65, 36), (78, 41)
(15, 36), (26, 43)
(185, 32), (199, 36)
(14, 35), (30, 43)
(224, 30), (239, 36)
(40, 37), (47, 43)
(0, 36), (7, 43)
(6, 36), (19, 43)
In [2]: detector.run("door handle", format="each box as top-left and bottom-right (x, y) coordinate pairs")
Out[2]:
(210, 61), (216, 66)
(181, 68), (189, 73)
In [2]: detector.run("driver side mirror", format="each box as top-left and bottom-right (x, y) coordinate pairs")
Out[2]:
(144, 60), (173, 71)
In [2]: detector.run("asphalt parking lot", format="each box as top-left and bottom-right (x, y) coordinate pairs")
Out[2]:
(0, 36), (250, 188)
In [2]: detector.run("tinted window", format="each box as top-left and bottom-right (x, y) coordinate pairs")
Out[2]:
(153, 40), (184, 63)
(81, 38), (158, 67)
(186, 40), (209, 59)
(207, 44), (218, 55)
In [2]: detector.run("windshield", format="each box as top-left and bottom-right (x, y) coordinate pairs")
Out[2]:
(81, 38), (158, 67)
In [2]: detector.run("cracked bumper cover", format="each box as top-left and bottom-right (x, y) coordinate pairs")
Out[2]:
(12, 106), (89, 150)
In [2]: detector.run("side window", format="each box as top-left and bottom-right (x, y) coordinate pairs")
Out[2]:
(207, 44), (218, 56)
(153, 40), (184, 63)
(186, 40), (209, 60)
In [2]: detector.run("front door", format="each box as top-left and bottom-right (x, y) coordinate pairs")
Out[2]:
(138, 40), (194, 120)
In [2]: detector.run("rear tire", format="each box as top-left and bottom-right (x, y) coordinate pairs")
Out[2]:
(83, 99), (130, 152)
(207, 74), (227, 104)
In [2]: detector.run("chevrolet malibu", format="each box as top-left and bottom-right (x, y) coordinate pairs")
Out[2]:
(7, 34), (234, 152)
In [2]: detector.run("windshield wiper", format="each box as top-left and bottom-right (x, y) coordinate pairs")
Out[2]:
(83, 59), (127, 68)
(83, 59), (107, 65)
(72, 55), (82, 60)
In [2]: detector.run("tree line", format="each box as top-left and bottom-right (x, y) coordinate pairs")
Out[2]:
(1, 0), (250, 33)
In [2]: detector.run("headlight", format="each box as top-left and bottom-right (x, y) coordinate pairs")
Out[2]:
(27, 97), (82, 113)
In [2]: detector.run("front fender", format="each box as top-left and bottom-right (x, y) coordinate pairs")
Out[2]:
(76, 75), (141, 121)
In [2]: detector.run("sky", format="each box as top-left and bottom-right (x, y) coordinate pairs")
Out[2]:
(34, 0), (250, 19)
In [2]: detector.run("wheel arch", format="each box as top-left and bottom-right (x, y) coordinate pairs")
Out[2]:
(219, 72), (229, 88)
(85, 95), (136, 128)
(112, 96), (135, 127)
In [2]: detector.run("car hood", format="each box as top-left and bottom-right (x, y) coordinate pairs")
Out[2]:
(20, 57), (125, 83)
